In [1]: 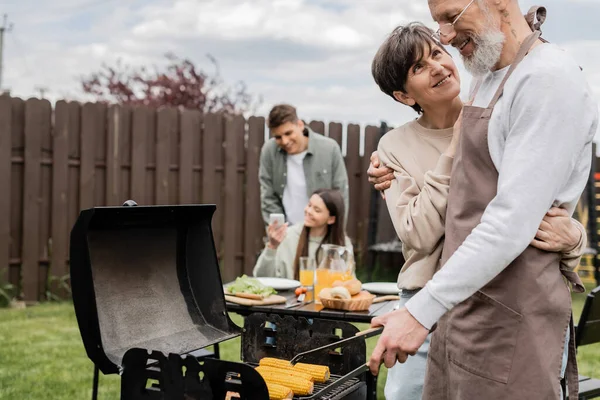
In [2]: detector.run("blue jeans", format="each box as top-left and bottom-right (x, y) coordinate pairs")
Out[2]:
(384, 289), (430, 400)
(560, 327), (570, 399)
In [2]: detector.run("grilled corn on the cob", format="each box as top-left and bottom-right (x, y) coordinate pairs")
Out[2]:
(258, 370), (314, 395)
(258, 357), (330, 383)
(256, 365), (314, 382)
(293, 362), (330, 383)
(266, 382), (293, 400)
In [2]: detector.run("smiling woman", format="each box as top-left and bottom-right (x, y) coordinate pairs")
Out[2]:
(252, 188), (354, 281)
(369, 24), (465, 399)
(372, 22), (462, 119)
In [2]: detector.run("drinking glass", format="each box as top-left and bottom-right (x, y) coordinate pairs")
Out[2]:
(299, 257), (316, 301)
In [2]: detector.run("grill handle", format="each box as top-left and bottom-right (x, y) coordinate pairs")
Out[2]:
(297, 362), (370, 400)
(289, 327), (383, 366)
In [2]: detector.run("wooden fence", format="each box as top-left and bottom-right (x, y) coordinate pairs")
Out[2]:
(0, 96), (387, 302)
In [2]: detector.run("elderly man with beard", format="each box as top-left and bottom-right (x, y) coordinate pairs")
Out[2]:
(367, 1), (598, 399)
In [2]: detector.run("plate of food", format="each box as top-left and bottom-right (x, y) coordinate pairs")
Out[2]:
(224, 275), (278, 296)
(224, 275), (288, 306)
(254, 277), (301, 291)
(361, 282), (400, 295)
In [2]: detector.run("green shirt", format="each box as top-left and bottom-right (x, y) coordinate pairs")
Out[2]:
(259, 127), (349, 225)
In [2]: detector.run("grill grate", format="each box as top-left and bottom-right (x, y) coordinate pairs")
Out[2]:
(307, 374), (362, 400)
(226, 369), (362, 400)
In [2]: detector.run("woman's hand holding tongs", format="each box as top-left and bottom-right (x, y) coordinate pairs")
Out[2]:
(367, 307), (429, 376)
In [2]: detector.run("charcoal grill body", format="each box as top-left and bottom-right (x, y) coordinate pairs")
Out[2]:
(116, 313), (372, 399)
(70, 205), (241, 375)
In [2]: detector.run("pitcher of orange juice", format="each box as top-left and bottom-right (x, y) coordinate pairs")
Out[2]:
(315, 244), (352, 303)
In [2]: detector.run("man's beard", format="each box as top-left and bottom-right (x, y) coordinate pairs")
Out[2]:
(462, 29), (505, 76)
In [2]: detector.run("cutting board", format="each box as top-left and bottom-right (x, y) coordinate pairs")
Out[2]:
(224, 294), (287, 306)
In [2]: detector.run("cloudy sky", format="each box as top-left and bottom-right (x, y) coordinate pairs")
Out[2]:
(2, 0), (600, 135)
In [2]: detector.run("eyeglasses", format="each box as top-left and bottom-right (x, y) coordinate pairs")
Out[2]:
(432, 0), (475, 40)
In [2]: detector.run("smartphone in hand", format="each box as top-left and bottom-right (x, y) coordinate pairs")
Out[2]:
(269, 213), (285, 226)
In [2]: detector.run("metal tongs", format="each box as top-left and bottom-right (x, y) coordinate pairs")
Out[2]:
(291, 326), (383, 400)
(289, 326), (383, 365)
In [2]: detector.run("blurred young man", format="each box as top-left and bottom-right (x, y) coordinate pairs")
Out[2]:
(259, 104), (349, 233)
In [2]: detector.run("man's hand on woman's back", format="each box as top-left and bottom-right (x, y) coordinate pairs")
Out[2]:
(367, 151), (395, 195)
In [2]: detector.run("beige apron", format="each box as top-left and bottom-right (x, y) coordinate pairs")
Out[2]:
(422, 24), (584, 400)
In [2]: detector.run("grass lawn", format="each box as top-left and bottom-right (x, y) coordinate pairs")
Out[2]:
(0, 285), (598, 400)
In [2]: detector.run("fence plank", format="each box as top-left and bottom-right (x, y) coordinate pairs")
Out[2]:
(156, 108), (176, 205)
(244, 116), (265, 275)
(106, 105), (122, 205)
(51, 101), (71, 296)
(80, 103), (98, 210)
(222, 115), (243, 282)
(203, 113), (224, 256)
(168, 109), (180, 205)
(192, 113), (203, 204)
(37, 100), (52, 299)
(67, 103), (81, 254)
(131, 107), (149, 204)
(0, 96), (11, 285)
(309, 120), (325, 135)
(374, 125), (396, 245)
(360, 125), (379, 263)
(346, 124), (361, 244)
(9, 98), (24, 288)
(146, 108), (157, 205)
(179, 109), (199, 204)
(236, 116), (246, 276)
(22, 99), (43, 301)
(119, 106), (132, 202)
(329, 122), (342, 148)
(94, 104), (107, 208)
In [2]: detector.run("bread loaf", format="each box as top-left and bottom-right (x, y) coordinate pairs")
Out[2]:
(332, 279), (362, 296)
(329, 286), (351, 300)
(318, 288), (332, 300)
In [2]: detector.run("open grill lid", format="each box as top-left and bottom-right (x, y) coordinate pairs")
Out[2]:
(70, 204), (241, 374)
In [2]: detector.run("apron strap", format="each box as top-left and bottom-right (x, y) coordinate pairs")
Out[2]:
(469, 79), (483, 102)
(525, 6), (549, 43)
(560, 269), (586, 293)
(566, 314), (579, 399)
(486, 30), (541, 111)
(525, 6), (547, 33)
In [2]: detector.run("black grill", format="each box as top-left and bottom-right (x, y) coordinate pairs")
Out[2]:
(70, 204), (374, 400)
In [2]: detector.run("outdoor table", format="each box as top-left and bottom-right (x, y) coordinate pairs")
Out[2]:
(225, 289), (399, 323)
